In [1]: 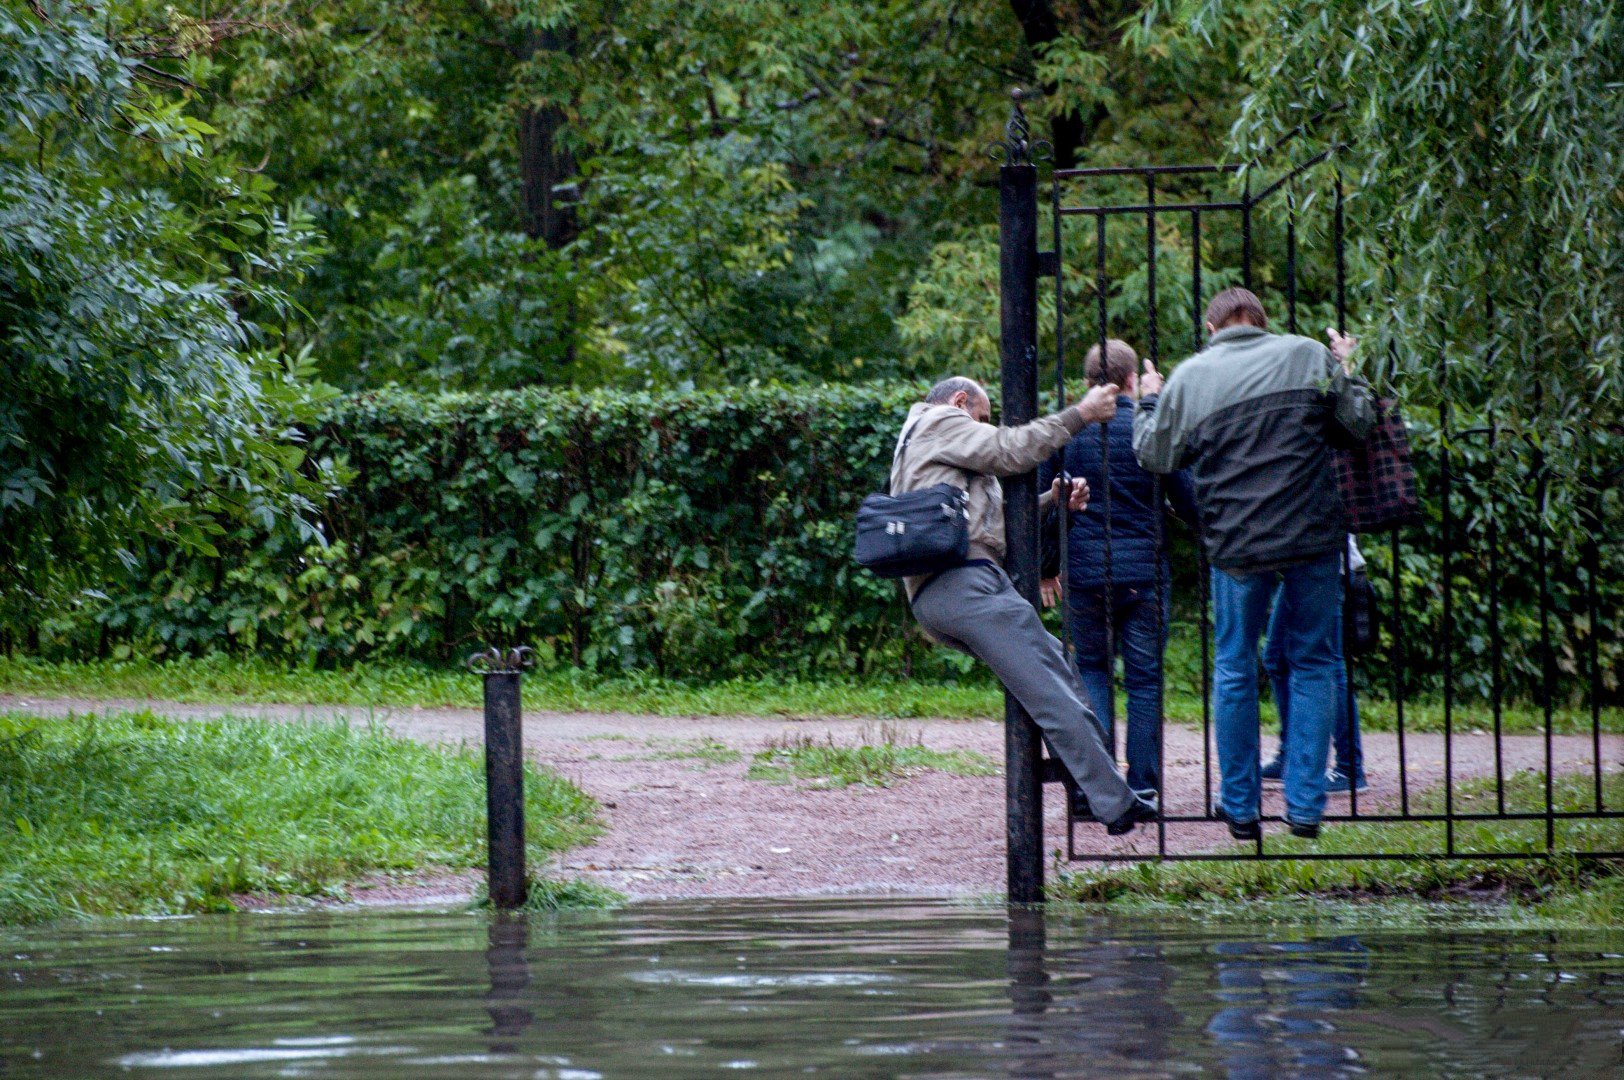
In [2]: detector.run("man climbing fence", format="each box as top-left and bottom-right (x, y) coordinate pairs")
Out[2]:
(891, 376), (1159, 837)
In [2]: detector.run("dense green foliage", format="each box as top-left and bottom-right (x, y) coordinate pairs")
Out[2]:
(11, 384), (1617, 709)
(0, 709), (600, 923)
(7, 1), (1620, 710)
(63, 0), (1256, 391)
(0, 2), (333, 631)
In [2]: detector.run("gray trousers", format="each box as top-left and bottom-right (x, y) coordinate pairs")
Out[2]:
(911, 562), (1137, 823)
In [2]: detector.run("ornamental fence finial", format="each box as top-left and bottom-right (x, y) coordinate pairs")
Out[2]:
(984, 87), (1053, 166)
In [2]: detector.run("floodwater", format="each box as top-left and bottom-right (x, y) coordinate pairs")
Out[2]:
(1, 900), (1620, 1077)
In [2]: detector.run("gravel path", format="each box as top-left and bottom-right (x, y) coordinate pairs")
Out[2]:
(6, 694), (1618, 901)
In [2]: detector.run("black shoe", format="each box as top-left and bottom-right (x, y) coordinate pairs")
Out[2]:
(1212, 805), (1261, 842)
(1287, 819), (1321, 840)
(1105, 797), (1159, 836)
(1068, 790), (1096, 823)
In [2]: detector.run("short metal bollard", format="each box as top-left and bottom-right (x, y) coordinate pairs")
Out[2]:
(468, 646), (534, 909)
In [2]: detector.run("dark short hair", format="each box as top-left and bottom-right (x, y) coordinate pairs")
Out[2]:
(1084, 339), (1137, 387)
(924, 376), (985, 404)
(1204, 287), (1268, 331)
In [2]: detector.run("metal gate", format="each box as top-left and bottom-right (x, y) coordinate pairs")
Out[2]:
(990, 91), (1621, 901)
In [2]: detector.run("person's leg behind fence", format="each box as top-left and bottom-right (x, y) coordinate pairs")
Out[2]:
(1274, 552), (1344, 828)
(1209, 565), (1276, 826)
(1117, 582), (1165, 797)
(1329, 610), (1366, 789)
(1066, 586), (1116, 753)
(1261, 583), (1290, 782)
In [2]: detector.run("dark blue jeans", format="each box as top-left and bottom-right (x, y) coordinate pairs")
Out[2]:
(1264, 583), (1364, 782)
(1067, 582), (1167, 794)
(1211, 553), (1342, 827)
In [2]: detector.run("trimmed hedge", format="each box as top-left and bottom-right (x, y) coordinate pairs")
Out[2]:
(16, 383), (1623, 702)
(91, 383), (940, 677)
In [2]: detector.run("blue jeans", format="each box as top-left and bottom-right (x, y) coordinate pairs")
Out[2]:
(1264, 585), (1364, 782)
(1211, 553), (1342, 826)
(1067, 582), (1167, 794)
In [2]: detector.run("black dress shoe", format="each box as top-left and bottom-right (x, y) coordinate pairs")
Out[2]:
(1287, 819), (1321, 840)
(1105, 797), (1159, 836)
(1212, 806), (1261, 842)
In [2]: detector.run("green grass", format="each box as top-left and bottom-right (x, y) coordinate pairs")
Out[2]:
(0, 653), (1615, 734)
(474, 874), (626, 913)
(747, 722), (999, 787)
(0, 710), (603, 925)
(0, 654), (998, 719)
(1054, 772), (1624, 926)
(638, 737), (743, 766)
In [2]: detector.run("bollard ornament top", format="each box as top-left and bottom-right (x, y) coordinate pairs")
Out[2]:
(984, 88), (1053, 167)
(466, 646), (536, 675)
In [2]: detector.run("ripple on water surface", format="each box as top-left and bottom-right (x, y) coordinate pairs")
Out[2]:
(0, 900), (1620, 1077)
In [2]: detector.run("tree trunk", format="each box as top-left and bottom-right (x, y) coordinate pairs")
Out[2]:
(518, 27), (577, 249)
(1007, 0), (1115, 170)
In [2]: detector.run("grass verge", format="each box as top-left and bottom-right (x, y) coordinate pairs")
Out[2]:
(1054, 772), (1624, 926)
(0, 710), (603, 925)
(747, 722), (998, 788)
(473, 874), (626, 913)
(0, 654), (1615, 734)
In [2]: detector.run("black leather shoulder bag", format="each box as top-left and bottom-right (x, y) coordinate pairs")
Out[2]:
(853, 420), (970, 579)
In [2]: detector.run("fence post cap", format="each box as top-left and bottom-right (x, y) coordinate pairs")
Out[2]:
(467, 646), (536, 674)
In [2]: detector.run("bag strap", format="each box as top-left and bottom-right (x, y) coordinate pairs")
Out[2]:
(885, 419), (922, 496)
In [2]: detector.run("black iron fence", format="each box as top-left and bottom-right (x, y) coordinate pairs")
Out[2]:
(990, 94), (1621, 896)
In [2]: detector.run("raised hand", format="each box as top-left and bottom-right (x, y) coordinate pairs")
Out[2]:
(1048, 476), (1090, 512)
(1075, 383), (1120, 424)
(1326, 327), (1358, 372)
(1137, 359), (1164, 398)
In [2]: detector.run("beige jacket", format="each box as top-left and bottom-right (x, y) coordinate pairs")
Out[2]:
(888, 401), (1087, 600)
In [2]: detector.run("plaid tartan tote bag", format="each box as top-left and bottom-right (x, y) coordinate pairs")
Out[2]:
(1335, 398), (1421, 533)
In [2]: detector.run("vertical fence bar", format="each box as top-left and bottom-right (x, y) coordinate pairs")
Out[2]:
(1285, 187), (1298, 334)
(1481, 292), (1506, 816)
(1533, 405), (1556, 853)
(1146, 171), (1165, 856)
(1239, 185), (1262, 859)
(1241, 177), (1252, 291)
(1146, 171), (1159, 363)
(1052, 175), (1073, 671)
(1095, 211), (1116, 765)
(1333, 175), (1359, 816)
(1384, 278), (1411, 815)
(1487, 418), (1507, 814)
(1584, 476), (1604, 813)
(469, 646), (532, 910)
(1440, 398), (1456, 856)
(998, 109), (1044, 903)
(1191, 209), (1212, 815)
(1334, 174), (1346, 333)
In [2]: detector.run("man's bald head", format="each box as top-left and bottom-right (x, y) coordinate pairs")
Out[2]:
(924, 376), (991, 423)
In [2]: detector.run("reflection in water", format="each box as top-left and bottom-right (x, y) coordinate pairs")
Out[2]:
(484, 914), (533, 1054)
(1005, 907), (1054, 1078)
(1207, 935), (1369, 1078)
(1004, 907), (1181, 1078)
(0, 900), (1619, 1078)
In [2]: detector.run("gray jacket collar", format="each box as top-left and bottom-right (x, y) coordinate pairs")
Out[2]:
(1208, 325), (1270, 348)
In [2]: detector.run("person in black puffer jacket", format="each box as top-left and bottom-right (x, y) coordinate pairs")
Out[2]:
(1041, 339), (1197, 803)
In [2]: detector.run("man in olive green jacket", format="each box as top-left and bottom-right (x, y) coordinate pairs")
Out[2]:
(892, 376), (1157, 836)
